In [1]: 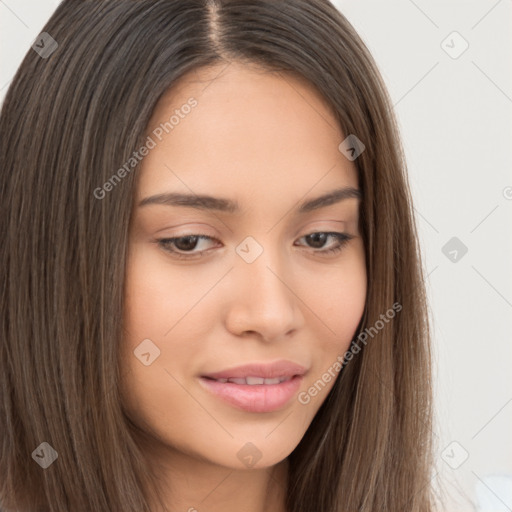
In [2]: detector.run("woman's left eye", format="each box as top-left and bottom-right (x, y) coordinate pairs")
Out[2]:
(156, 231), (354, 260)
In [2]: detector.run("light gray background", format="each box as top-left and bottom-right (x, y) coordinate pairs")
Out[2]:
(1, 1), (511, 510)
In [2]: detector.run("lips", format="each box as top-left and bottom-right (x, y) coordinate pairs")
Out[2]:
(208, 376), (292, 385)
(199, 360), (307, 413)
(201, 360), (307, 380)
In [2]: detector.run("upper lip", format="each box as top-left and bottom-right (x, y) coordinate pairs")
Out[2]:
(201, 360), (307, 380)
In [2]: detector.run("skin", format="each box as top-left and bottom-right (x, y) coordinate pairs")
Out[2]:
(119, 61), (367, 512)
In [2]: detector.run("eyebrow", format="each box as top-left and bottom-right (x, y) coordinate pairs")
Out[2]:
(138, 186), (361, 214)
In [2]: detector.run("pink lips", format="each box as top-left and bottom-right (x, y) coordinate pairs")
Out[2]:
(199, 360), (307, 413)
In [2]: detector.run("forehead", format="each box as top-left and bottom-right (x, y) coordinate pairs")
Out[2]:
(137, 61), (358, 206)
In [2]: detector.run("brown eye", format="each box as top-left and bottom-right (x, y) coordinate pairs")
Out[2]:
(157, 235), (219, 259)
(156, 231), (353, 261)
(296, 232), (353, 255)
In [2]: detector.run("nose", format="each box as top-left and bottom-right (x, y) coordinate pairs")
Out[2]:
(224, 246), (305, 342)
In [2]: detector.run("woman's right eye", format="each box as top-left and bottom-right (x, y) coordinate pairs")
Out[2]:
(156, 235), (219, 260)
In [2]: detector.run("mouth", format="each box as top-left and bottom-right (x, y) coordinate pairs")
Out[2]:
(198, 360), (307, 413)
(202, 375), (294, 385)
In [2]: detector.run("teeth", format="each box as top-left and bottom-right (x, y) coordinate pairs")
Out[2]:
(246, 376), (265, 385)
(227, 378), (246, 385)
(218, 376), (293, 385)
(259, 377), (280, 385)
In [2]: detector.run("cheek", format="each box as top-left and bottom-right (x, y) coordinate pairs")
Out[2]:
(310, 249), (367, 346)
(119, 245), (220, 419)
(122, 243), (208, 341)
(119, 262), (202, 439)
(330, 273), (366, 343)
(301, 248), (367, 396)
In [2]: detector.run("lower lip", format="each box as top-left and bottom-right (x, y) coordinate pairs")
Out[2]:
(199, 376), (303, 413)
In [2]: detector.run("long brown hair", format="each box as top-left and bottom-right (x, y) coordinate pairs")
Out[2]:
(0, 1), (436, 510)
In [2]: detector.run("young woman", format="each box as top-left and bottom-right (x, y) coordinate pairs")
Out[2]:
(0, 1), (436, 511)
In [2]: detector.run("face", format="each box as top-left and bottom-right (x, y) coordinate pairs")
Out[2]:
(119, 61), (367, 472)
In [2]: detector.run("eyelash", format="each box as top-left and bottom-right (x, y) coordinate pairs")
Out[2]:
(155, 231), (354, 260)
